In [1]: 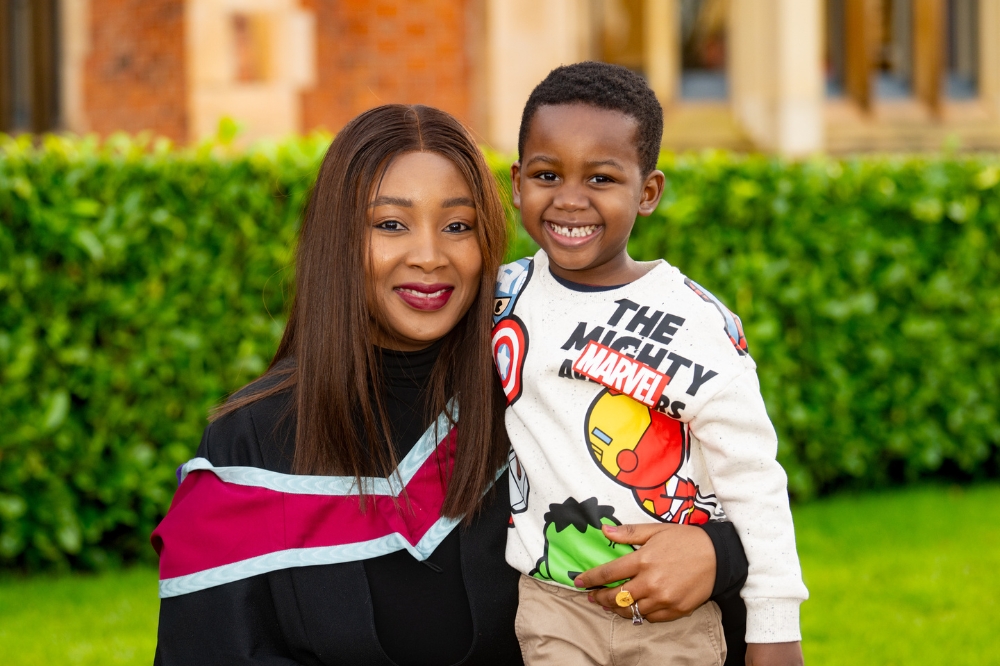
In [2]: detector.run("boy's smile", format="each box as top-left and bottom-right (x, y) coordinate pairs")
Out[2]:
(512, 104), (664, 286)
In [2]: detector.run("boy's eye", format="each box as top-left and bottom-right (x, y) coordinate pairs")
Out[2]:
(591, 175), (615, 184)
(375, 219), (405, 231)
(445, 221), (473, 233)
(535, 172), (558, 182)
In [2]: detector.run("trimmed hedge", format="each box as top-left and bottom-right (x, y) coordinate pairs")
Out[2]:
(1, 134), (999, 569)
(0, 133), (324, 568)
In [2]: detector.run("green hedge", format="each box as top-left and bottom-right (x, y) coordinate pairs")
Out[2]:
(0, 133), (324, 568)
(1, 134), (999, 569)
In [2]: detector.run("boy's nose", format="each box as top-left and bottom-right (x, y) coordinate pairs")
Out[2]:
(552, 185), (588, 212)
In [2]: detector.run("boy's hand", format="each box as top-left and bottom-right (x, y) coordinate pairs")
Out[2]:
(573, 522), (715, 622)
(746, 642), (803, 666)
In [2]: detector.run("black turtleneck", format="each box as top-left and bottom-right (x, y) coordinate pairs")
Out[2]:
(363, 342), (474, 666)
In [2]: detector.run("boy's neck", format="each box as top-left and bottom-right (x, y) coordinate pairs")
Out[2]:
(546, 251), (654, 287)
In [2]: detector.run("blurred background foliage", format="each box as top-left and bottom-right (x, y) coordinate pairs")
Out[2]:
(1, 133), (998, 569)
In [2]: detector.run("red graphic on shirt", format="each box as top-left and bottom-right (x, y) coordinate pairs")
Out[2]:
(585, 389), (717, 524)
(573, 341), (669, 407)
(493, 316), (528, 404)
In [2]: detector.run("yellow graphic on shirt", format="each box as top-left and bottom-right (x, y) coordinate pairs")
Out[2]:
(587, 392), (653, 477)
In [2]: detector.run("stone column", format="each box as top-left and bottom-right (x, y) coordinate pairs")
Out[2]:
(643, 0), (679, 107)
(59, 0), (90, 133)
(483, 0), (590, 153)
(978, 0), (1000, 118)
(729, 0), (824, 156)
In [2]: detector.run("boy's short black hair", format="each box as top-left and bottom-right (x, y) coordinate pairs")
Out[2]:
(518, 61), (663, 175)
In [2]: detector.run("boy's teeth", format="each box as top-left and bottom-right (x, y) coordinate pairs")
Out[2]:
(550, 223), (597, 238)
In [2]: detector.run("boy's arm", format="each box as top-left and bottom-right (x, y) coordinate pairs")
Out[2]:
(746, 642), (804, 666)
(690, 366), (808, 644)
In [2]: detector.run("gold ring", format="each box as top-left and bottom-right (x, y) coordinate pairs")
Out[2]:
(615, 586), (634, 608)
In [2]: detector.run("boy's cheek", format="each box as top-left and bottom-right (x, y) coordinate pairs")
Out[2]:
(516, 195), (543, 227)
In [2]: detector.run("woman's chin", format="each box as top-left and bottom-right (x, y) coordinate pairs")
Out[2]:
(375, 318), (451, 352)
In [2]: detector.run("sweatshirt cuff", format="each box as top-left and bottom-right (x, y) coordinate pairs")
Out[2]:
(744, 598), (802, 643)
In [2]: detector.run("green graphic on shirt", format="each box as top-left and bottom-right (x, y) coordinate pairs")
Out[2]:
(530, 497), (634, 588)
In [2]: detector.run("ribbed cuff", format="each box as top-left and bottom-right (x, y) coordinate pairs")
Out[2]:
(744, 597), (802, 643)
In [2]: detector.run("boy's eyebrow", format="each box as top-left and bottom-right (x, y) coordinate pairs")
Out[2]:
(442, 196), (475, 208)
(525, 154), (560, 167)
(525, 155), (626, 171)
(371, 195), (412, 207)
(584, 158), (626, 170)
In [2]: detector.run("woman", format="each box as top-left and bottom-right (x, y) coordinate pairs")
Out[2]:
(153, 104), (748, 665)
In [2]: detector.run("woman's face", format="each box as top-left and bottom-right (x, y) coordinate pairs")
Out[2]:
(367, 151), (484, 351)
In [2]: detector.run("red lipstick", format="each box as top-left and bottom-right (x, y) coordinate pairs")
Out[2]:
(394, 283), (454, 311)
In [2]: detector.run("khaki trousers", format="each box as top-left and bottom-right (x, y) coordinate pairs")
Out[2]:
(515, 575), (726, 666)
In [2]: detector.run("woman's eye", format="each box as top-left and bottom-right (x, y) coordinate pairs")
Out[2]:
(375, 219), (404, 231)
(445, 221), (472, 233)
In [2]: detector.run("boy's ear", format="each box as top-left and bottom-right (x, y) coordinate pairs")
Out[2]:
(637, 170), (665, 217)
(510, 161), (522, 210)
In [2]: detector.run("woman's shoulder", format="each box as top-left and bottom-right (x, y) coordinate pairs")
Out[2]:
(198, 366), (296, 472)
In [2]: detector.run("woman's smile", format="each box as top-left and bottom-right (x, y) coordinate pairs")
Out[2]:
(394, 282), (455, 311)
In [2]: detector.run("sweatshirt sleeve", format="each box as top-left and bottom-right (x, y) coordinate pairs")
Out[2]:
(690, 366), (809, 643)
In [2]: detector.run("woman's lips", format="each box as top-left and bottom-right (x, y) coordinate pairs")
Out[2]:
(394, 283), (455, 311)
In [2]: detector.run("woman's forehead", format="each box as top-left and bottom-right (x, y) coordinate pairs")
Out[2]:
(374, 151), (474, 206)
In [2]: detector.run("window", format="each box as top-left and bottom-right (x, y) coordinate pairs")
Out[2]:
(0, 0), (60, 133)
(874, 0), (913, 99)
(827, 0), (977, 111)
(826, 0), (847, 97)
(231, 13), (272, 83)
(679, 0), (728, 100)
(946, 0), (977, 99)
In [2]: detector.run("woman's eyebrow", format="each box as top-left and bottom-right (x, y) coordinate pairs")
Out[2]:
(371, 195), (412, 207)
(442, 196), (475, 208)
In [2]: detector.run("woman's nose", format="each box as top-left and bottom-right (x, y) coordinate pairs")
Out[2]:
(406, 225), (448, 271)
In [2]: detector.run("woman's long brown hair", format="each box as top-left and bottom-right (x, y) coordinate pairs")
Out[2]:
(213, 105), (509, 519)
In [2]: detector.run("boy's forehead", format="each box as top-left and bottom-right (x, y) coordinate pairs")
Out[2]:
(522, 104), (640, 168)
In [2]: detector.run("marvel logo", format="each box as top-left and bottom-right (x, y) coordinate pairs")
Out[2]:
(573, 341), (670, 407)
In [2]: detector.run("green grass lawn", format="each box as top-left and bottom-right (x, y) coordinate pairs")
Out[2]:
(797, 483), (1000, 666)
(0, 566), (159, 665)
(1, 484), (998, 665)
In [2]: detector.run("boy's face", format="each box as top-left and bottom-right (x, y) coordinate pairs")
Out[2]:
(512, 104), (664, 285)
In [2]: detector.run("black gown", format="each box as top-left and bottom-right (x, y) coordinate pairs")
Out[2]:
(155, 346), (749, 665)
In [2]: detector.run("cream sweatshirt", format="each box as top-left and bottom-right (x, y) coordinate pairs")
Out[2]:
(493, 250), (808, 643)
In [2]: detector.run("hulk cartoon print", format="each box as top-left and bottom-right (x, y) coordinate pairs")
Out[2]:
(530, 497), (634, 588)
(586, 389), (717, 524)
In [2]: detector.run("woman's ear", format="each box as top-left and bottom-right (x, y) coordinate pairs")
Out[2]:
(510, 161), (522, 210)
(638, 170), (665, 217)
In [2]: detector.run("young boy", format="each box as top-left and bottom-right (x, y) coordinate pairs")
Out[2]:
(494, 62), (808, 665)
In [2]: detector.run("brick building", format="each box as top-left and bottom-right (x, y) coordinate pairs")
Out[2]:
(2, 0), (999, 154)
